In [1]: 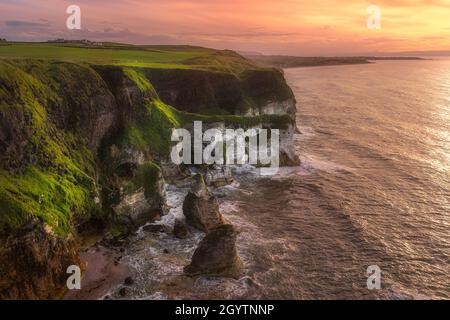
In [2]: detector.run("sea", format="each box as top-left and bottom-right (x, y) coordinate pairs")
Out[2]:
(117, 59), (450, 300)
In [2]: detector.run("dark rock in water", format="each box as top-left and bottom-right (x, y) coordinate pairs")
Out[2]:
(159, 161), (190, 185)
(182, 174), (227, 232)
(173, 219), (190, 239)
(279, 123), (301, 166)
(124, 277), (134, 286)
(205, 165), (234, 187)
(184, 224), (243, 278)
(143, 224), (171, 234)
(118, 287), (127, 297)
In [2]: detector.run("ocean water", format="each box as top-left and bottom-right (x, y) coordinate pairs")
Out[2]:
(280, 60), (450, 299)
(121, 60), (450, 300)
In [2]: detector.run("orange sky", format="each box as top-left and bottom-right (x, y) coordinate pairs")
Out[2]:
(1, 0), (449, 55)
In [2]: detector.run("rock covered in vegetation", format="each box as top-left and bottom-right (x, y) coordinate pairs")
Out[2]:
(111, 159), (167, 233)
(142, 64), (294, 116)
(0, 61), (169, 298)
(182, 174), (228, 232)
(184, 224), (243, 278)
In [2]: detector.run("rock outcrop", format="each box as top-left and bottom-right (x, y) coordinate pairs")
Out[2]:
(205, 165), (234, 187)
(184, 224), (243, 278)
(182, 174), (243, 279)
(0, 219), (81, 299)
(279, 123), (300, 166)
(110, 147), (167, 233)
(113, 190), (162, 232)
(182, 174), (228, 232)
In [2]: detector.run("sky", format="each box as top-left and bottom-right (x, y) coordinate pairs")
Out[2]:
(0, 0), (449, 55)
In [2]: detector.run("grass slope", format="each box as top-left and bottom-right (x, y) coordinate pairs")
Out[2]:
(0, 43), (264, 75)
(0, 61), (98, 235)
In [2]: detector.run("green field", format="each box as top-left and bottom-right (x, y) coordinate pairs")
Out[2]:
(0, 42), (262, 74)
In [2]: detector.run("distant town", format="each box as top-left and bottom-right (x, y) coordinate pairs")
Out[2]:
(48, 39), (104, 46)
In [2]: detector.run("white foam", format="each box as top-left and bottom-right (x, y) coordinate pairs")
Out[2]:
(300, 154), (352, 173)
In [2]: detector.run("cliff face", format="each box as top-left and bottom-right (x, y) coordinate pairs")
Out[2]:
(141, 67), (294, 115)
(0, 54), (297, 299)
(0, 219), (81, 299)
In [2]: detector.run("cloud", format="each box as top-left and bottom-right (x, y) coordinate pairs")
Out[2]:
(66, 28), (179, 44)
(179, 31), (302, 39)
(5, 20), (51, 28)
(0, 0), (449, 54)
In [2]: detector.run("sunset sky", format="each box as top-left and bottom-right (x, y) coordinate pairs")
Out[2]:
(0, 0), (449, 55)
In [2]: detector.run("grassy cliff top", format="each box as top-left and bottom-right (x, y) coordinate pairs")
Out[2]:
(0, 42), (265, 75)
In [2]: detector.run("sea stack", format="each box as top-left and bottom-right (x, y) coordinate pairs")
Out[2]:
(182, 174), (243, 278)
(182, 174), (228, 232)
(184, 224), (243, 278)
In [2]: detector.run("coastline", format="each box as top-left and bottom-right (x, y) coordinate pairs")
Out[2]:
(0, 45), (299, 300)
(243, 55), (425, 69)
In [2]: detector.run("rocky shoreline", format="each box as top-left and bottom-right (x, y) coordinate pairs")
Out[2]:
(64, 169), (253, 299)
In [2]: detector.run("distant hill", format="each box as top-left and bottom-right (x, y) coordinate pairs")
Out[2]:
(367, 50), (450, 57)
(243, 54), (424, 69)
(237, 50), (263, 56)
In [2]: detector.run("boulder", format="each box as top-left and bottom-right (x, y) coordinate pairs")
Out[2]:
(124, 277), (134, 286)
(143, 224), (171, 234)
(182, 174), (227, 232)
(159, 161), (190, 185)
(118, 287), (127, 297)
(184, 224), (243, 278)
(205, 165), (234, 187)
(113, 190), (161, 231)
(173, 219), (190, 239)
